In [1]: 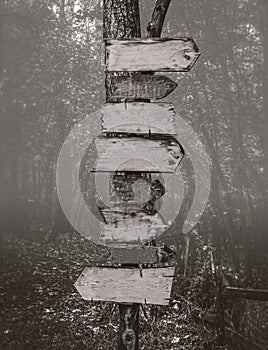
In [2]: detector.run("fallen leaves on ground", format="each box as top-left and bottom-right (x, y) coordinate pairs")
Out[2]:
(1, 232), (218, 349)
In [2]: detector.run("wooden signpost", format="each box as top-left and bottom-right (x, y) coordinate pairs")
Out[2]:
(74, 1), (200, 349)
(104, 246), (164, 266)
(92, 136), (184, 173)
(99, 209), (167, 247)
(101, 102), (177, 135)
(109, 74), (177, 100)
(105, 38), (200, 72)
(75, 267), (175, 305)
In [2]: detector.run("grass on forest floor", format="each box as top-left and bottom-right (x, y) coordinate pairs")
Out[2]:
(0, 231), (251, 349)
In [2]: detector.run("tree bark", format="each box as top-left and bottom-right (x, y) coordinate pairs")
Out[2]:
(225, 287), (268, 302)
(146, 0), (172, 37)
(103, 1), (175, 347)
(259, 0), (268, 257)
(103, 1), (141, 349)
(50, 2), (73, 240)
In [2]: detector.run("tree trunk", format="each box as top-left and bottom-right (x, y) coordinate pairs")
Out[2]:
(1, 78), (22, 236)
(258, 0), (268, 257)
(103, 1), (141, 348)
(50, 2), (73, 240)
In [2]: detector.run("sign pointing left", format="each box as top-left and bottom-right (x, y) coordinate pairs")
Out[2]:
(74, 267), (175, 305)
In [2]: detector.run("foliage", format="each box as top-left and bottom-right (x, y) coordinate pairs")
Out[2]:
(0, 0), (104, 235)
(0, 0), (267, 349)
(0, 233), (215, 349)
(2, 232), (266, 349)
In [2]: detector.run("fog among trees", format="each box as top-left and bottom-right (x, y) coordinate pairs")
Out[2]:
(0, 1), (267, 348)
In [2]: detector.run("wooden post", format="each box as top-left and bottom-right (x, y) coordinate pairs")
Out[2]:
(119, 304), (139, 350)
(103, 3), (182, 348)
(72, 2), (200, 349)
(100, 1), (198, 349)
(213, 219), (225, 346)
(103, 1), (141, 348)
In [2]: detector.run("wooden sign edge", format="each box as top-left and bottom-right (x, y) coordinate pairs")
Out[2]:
(105, 37), (201, 73)
(91, 136), (185, 173)
(109, 74), (178, 100)
(100, 102), (178, 136)
(74, 266), (175, 305)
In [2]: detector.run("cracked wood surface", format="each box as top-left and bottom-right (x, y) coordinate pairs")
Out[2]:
(106, 246), (160, 265)
(105, 38), (200, 72)
(92, 137), (184, 173)
(101, 102), (177, 135)
(109, 74), (177, 100)
(99, 209), (167, 246)
(74, 267), (175, 305)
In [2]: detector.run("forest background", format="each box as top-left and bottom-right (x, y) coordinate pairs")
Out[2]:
(0, 0), (267, 349)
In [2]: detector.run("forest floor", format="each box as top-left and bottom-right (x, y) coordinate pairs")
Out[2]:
(0, 231), (266, 349)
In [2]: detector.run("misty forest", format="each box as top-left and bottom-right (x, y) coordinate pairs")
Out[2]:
(0, 0), (267, 349)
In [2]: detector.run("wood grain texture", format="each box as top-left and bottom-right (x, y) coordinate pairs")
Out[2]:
(100, 209), (167, 246)
(103, 3), (142, 349)
(110, 74), (177, 100)
(74, 266), (175, 305)
(98, 200), (146, 214)
(106, 246), (160, 265)
(225, 287), (268, 301)
(92, 137), (184, 173)
(101, 102), (177, 135)
(105, 38), (200, 72)
(146, 0), (172, 38)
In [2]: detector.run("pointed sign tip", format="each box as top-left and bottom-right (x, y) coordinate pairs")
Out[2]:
(110, 74), (178, 100)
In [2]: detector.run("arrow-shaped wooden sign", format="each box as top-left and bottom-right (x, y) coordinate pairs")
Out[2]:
(99, 209), (167, 247)
(105, 245), (175, 266)
(74, 267), (175, 305)
(105, 38), (200, 72)
(110, 74), (177, 100)
(92, 137), (184, 173)
(105, 246), (160, 265)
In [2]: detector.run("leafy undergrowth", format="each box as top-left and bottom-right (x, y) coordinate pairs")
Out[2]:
(1, 232), (220, 349)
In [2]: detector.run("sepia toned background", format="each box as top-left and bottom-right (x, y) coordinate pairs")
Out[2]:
(0, 1), (267, 349)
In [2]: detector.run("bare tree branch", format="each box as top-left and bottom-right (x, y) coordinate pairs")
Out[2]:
(147, 0), (172, 38)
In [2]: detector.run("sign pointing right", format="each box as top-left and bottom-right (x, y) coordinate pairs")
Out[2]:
(105, 38), (200, 72)
(110, 74), (178, 100)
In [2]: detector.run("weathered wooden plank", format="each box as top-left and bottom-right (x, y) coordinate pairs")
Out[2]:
(225, 287), (268, 301)
(106, 246), (160, 265)
(105, 38), (200, 72)
(110, 74), (177, 100)
(98, 200), (145, 214)
(105, 245), (175, 266)
(92, 137), (184, 173)
(100, 209), (167, 246)
(101, 102), (177, 135)
(74, 267), (175, 305)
